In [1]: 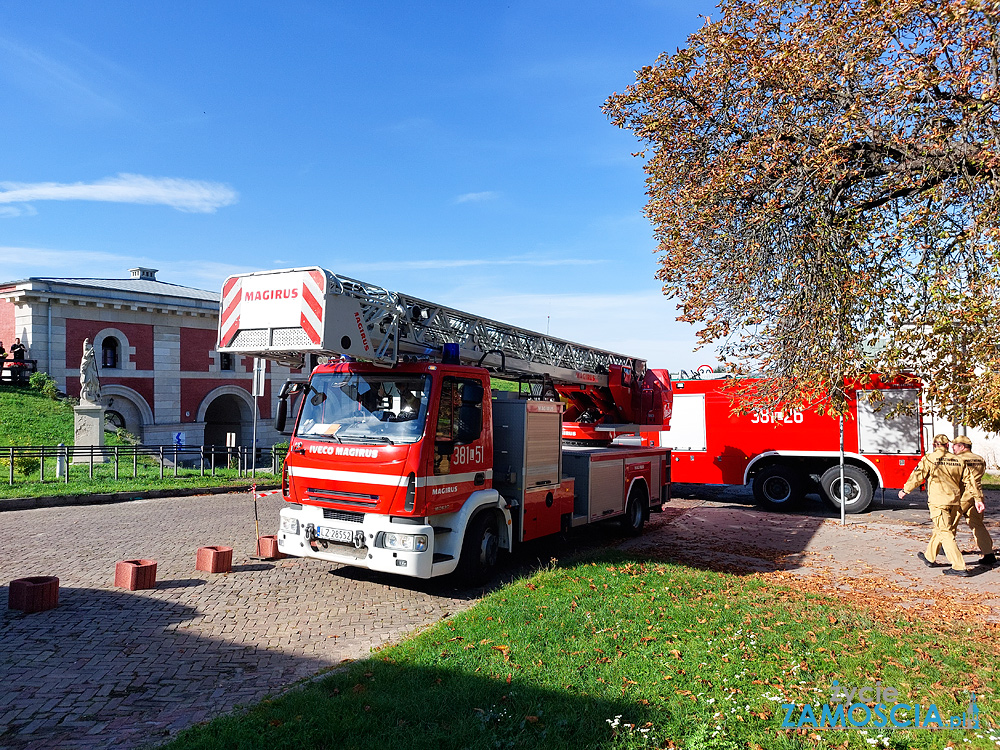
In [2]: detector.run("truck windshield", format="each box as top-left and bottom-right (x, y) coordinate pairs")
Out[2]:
(295, 373), (431, 445)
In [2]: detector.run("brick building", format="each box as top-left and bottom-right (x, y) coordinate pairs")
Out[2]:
(0, 268), (286, 448)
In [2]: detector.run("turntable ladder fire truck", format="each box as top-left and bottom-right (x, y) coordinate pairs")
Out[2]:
(218, 266), (673, 580)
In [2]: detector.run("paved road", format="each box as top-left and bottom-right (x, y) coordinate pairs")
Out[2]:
(0, 492), (480, 750)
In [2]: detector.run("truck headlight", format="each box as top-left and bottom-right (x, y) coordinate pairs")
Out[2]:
(378, 532), (428, 552)
(280, 516), (300, 534)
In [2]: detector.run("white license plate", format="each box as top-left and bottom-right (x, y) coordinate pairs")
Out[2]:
(316, 525), (354, 544)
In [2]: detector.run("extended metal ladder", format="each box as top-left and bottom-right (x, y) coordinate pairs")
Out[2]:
(229, 267), (645, 387)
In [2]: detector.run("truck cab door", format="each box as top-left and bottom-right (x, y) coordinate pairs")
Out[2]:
(431, 377), (490, 496)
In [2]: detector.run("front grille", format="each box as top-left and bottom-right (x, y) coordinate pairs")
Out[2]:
(322, 508), (364, 523)
(308, 487), (379, 505)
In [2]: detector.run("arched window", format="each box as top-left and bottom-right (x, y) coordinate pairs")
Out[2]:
(102, 337), (120, 368)
(106, 410), (125, 431)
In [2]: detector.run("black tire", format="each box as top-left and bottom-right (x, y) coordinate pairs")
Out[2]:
(752, 465), (803, 511)
(457, 511), (501, 584)
(619, 485), (647, 536)
(819, 465), (873, 514)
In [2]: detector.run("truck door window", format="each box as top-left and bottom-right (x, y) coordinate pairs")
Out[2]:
(434, 377), (484, 475)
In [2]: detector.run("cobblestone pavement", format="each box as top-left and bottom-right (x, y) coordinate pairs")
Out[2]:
(0, 492), (479, 750)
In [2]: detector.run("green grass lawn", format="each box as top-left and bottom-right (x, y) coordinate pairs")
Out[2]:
(0, 382), (76, 445)
(0, 382), (279, 499)
(161, 552), (1000, 750)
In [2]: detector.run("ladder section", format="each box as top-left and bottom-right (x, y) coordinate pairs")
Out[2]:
(218, 267), (645, 386)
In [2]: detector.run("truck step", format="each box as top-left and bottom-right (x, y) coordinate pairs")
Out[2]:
(433, 526), (452, 534)
(433, 553), (454, 563)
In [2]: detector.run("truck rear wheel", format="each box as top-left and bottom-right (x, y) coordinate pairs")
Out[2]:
(820, 465), (873, 514)
(619, 485), (647, 536)
(457, 511), (500, 585)
(752, 465), (802, 511)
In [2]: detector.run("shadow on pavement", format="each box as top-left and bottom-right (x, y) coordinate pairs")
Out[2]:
(230, 563), (275, 573)
(154, 578), (206, 589)
(0, 586), (330, 750)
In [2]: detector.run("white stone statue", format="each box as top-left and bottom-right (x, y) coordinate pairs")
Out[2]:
(80, 338), (101, 405)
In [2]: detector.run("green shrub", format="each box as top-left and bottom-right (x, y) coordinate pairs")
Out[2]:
(29, 371), (59, 400)
(29, 371), (51, 390)
(0, 452), (41, 477)
(13, 454), (39, 476)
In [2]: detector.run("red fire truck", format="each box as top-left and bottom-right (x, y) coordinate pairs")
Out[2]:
(645, 375), (925, 513)
(218, 267), (673, 581)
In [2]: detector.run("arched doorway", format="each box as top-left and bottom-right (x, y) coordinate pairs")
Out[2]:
(204, 394), (247, 450)
(101, 387), (153, 444)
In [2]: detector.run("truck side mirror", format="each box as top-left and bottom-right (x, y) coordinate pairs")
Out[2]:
(275, 378), (310, 434)
(275, 398), (288, 433)
(456, 405), (482, 444)
(462, 382), (485, 404)
(455, 381), (484, 444)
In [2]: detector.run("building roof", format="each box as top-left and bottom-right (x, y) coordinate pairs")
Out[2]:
(27, 276), (219, 302)
(0, 272), (221, 314)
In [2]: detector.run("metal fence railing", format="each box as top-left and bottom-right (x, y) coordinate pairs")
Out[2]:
(2, 444), (281, 485)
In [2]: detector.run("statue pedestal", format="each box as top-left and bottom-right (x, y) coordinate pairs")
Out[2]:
(73, 404), (107, 464)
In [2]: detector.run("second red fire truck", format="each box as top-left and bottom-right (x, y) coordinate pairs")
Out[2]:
(646, 374), (926, 513)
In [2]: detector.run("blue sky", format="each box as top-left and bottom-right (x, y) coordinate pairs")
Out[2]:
(0, 1), (719, 372)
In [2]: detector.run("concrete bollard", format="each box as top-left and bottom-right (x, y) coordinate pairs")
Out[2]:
(55, 443), (67, 478)
(115, 559), (157, 590)
(256, 535), (284, 560)
(196, 546), (233, 574)
(9, 576), (60, 613)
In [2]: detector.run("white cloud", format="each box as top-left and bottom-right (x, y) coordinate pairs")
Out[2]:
(0, 174), (238, 213)
(454, 191), (499, 204)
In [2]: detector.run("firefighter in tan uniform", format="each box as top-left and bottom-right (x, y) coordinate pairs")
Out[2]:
(948, 436), (996, 567)
(898, 434), (981, 577)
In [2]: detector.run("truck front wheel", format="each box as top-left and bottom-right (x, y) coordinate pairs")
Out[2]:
(752, 465), (802, 511)
(457, 511), (501, 585)
(820, 465), (873, 514)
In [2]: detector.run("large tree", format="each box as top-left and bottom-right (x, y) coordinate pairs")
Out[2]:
(604, 0), (1000, 424)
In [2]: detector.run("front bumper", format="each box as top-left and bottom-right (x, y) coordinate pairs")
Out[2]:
(278, 505), (437, 578)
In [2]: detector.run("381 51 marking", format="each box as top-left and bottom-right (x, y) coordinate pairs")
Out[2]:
(452, 444), (484, 466)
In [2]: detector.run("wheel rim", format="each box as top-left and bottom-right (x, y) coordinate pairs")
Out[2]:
(479, 527), (499, 567)
(762, 476), (792, 504)
(831, 478), (860, 506)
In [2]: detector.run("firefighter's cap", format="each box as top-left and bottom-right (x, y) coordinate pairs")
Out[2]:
(953, 435), (973, 447)
(932, 434), (952, 446)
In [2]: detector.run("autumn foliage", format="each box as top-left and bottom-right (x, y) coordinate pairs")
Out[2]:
(605, 0), (1000, 423)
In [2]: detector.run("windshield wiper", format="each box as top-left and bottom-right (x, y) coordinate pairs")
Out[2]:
(298, 434), (342, 443)
(340, 435), (395, 445)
